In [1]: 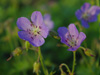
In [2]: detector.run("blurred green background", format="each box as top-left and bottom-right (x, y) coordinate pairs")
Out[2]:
(0, 0), (100, 75)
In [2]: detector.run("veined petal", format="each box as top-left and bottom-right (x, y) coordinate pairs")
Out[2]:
(18, 31), (33, 42)
(44, 20), (54, 30)
(30, 35), (45, 47)
(40, 24), (49, 38)
(81, 19), (89, 28)
(31, 11), (43, 26)
(88, 15), (97, 22)
(44, 14), (51, 20)
(77, 32), (86, 46)
(60, 34), (71, 47)
(57, 27), (70, 46)
(18, 31), (45, 47)
(88, 6), (100, 15)
(57, 27), (68, 38)
(68, 24), (79, 40)
(17, 17), (32, 31)
(81, 3), (91, 12)
(75, 9), (82, 20)
(44, 14), (54, 30)
(68, 46), (80, 51)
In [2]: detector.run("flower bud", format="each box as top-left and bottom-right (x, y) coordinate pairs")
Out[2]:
(80, 47), (95, 57)
(25, 41), (30, 51)
(33, 62), (40, 73)
(12, 48), (22, 56)
(84, 48), (95, 57)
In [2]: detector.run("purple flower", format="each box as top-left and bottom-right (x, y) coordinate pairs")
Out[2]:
(43, 14), (54, 30)
(17, 11), (49, 47)
(57, 24), (86, 51)
(75, 3), (100, 28)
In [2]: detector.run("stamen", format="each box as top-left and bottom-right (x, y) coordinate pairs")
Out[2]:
(39, 26), (41, 29)
(35, 35), (37, 36)
(29, 32), (31, 34)
(72, 35), (74, 37)
(31, 37), (34, 39)
(37, 31), (40, 34)
(30, 24), (33, 27)
(67, 38), (69, 41)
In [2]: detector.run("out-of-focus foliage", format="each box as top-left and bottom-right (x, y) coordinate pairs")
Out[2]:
(0, 0), (100, 75)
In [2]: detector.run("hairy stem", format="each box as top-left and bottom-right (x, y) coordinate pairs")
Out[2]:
(59, 63), (71, 74)
(72, 51), (76, 74)
(38, 47), (47, 75)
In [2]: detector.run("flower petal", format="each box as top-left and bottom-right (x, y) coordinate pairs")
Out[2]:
(18, 31), (33, 42)
(68, 24), (79, 40)
(68, 46), (80, 51)
(81, 3), (91, 12)
(40, 24), (49, 38)
(77, 32), (86, 46)
(88, 15), (97, 22)
(44, 20), (54, 30)
(88, 6), (100, 15)
(18, 31), (45, 47)
(44, 14), (54, 30)
(31, 11), (43, 26)
(75, 9), (83, 20)
(29, 35), (45, 47)
(44, 14), (51, 20)
(57, 27), (68, 38)
(17, 17), (32, 31)
(81, 19), (89, 28)
(57, 27), (70, 46)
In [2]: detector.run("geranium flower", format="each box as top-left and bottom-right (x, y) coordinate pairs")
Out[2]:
(43, 14), (54, 30)
(58, 24), (86, 51)
(75, 3), (100, 28)
(17, 11), (49, 47)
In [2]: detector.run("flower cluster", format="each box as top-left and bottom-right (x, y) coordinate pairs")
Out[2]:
(16, 2), (98, 75)
(17, 2), (99, 51)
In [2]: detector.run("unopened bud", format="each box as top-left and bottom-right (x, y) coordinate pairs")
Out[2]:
(25, 41), (30, 51)
(80, 47), (95, 57)
(33, 62), (40, 73)
(12, 48), (22, 56)
(84, 48), (95, 57)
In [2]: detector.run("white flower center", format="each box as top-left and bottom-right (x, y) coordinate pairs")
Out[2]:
(32, 26), (41, 35)
(27, 24), (42, 36)
(65, 35), (77, 47)
(82, 12), (91, 20)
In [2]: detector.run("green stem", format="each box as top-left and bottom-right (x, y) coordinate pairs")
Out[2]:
(96, 0), (99, 6)
(79, 47), (94, 75)
(59, 63), (71, 74)
(36, 72), (39, 75)
(96, 0), (100, 68)
(38, 47), (47, 75)
(96, 0), (100, 39)
(72, 51), (76, 74)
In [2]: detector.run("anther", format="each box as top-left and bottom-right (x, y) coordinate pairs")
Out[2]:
(39, 26), (41, 29)
(31, 37), (34, 39)
(30, 24), (33, 27)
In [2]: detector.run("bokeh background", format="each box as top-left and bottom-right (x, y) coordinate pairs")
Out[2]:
(0, 0), (100, 75)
